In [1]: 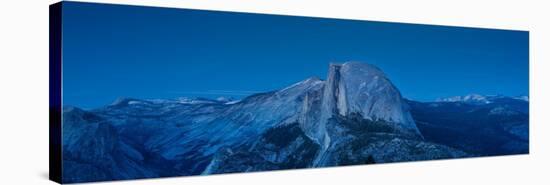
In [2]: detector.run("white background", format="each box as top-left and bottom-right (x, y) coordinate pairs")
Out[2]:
(0, 0), (548, 184)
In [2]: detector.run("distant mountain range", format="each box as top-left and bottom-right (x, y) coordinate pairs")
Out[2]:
(408, 95), (528, 156)
(61, 62), (528, 183)
(435, 94), (528, 105)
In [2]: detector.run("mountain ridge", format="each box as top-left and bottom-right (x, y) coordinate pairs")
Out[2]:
(60, 62), (527, 183)
(435, 94), (529, 105)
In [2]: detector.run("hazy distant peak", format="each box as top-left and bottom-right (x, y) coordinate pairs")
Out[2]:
(436, 94), (529, 104)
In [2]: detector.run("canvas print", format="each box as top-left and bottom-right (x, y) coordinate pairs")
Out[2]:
(49, 1), (529, 184)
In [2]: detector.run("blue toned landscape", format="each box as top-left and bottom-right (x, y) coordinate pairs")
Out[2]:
(60, 2), (528, 184)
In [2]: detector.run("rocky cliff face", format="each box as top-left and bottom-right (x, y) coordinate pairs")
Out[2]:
(309, 62), (421, 146)
(338, 62), (420, 134)
(299, 62), (424, 166)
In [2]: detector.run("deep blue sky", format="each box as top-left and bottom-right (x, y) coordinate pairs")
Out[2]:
(62, 2), (529, 109)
